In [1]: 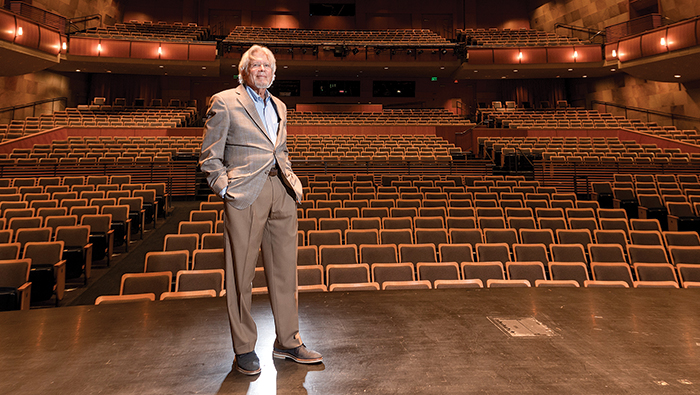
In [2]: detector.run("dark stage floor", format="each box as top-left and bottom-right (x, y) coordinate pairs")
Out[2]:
(2, 288), (700, 394)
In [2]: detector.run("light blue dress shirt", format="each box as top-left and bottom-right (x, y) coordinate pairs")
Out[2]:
(245, 85), (279, 143)
(220, 85), (280, 198)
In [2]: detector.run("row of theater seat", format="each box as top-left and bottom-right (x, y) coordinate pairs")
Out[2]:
(73, 20), (209, 42)
(457, 27), (585, 46)
(224, 26), (452, 46)
(0, 111), (195, 140)
(100, 216), (700, 305)
(478, 107), (700, 145)
(480, 136), (700, 164)
(286, 109), (473, 126)
(0, 179), (171, 309)
(94, 173), (700, 304)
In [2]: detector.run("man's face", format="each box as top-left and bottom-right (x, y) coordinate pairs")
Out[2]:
(244, 52), (274, 90)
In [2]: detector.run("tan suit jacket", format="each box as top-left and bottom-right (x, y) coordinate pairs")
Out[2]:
(199, 84), (303, 209)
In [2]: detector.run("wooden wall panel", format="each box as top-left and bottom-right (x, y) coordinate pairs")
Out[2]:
(666, 20), (696, 52)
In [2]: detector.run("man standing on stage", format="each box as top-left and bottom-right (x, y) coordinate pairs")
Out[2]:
(199, 44), (322, 375)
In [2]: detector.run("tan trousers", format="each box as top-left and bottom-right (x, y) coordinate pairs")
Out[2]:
(223, 173), (301, 355)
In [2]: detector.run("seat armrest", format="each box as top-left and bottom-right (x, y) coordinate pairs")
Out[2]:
(84, 243), (93, 281)
(53, 259), (67, 305)
(638, 206), (648, 219)
(667, 214), (679, 231)
(18, 282), (31, 310)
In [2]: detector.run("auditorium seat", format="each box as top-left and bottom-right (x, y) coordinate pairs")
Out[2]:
(144, 250), (189, 281)
(24, 240), (66, 305)
(632, 263), (677, 284)
(0, 258), (31, 310)
(506, 261), (546, 286)
(590, 262), (634, 287)
(120, 272), (171, 299)
(175, 269), (225, 296)
(326, 263), (371, 287)
(191, 249), (224, 271)
(548, 262), (589, 287)
(550, 244), (588, 264)
(319, 245), (358, 267)
(668, 246), (700, 265)
(371, 262), (415, 287)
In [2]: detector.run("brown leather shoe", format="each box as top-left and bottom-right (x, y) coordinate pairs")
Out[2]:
(273, 343), (323, 364)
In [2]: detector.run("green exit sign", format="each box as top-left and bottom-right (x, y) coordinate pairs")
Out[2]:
(431, 77), (438, 81)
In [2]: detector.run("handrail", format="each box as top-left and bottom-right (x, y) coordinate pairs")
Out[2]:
(554, 23), (605, 43)
(591, 99), (700, 126)
(66, 14), (102, 35)
(0, 97), (67, 120)
(9, 1), (67, 33)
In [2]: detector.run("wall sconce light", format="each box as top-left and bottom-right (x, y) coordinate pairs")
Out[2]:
(612, 49), (617, 58)
(97, 43), (102, 52)
(158, 46), (162, 55)
(62, 42), (67, 50)
(573, 50), (578, 59)
(660, 37), (667, 46)
(16, 27), (23, 36)
(517, 51), (523, 60)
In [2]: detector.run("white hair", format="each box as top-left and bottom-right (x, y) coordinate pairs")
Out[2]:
(238, 45), (277, 87)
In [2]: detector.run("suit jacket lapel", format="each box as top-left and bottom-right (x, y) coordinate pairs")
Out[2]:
(235, 85), (270, 142)
(271, 96), (285, 147)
